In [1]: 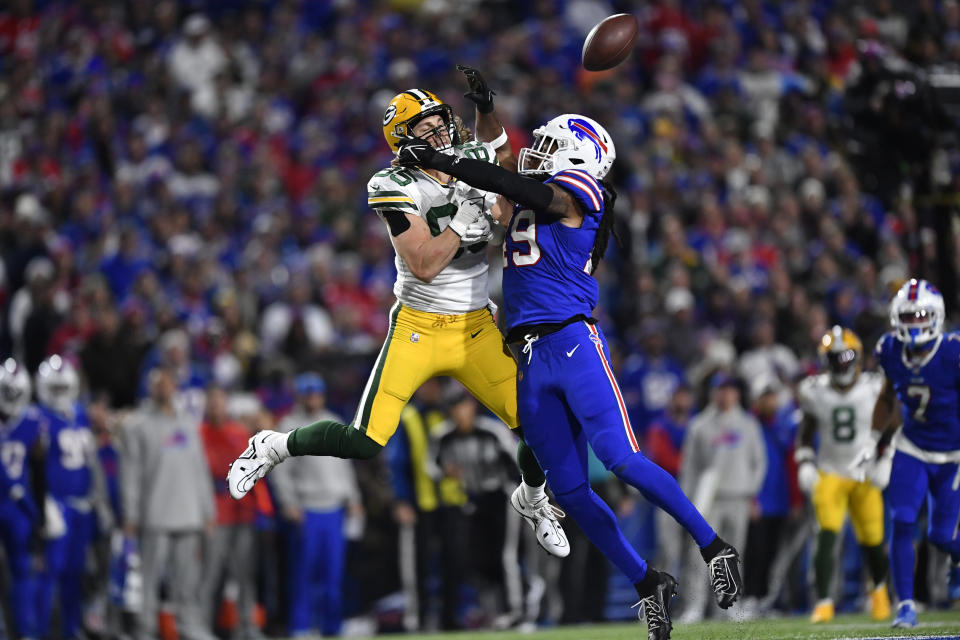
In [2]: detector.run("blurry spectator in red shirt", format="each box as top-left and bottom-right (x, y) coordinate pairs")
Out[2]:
(200, 387), (264, 639)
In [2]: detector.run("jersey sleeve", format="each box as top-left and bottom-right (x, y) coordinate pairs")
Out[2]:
(945, 332), (960, 382)
(367, 170), (420, 216)
(796, 376), (819, 414)
(458, 140), (500, 166)
(874, 333), (895, 377)
(546, 169), (604, 215)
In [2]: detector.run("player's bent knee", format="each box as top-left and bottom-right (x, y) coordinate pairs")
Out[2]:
(346, 427), (384, 459)
(608, 449), (654, 478)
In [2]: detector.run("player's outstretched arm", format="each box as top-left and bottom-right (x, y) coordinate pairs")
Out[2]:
(396, 138), (580, 222)
(457, 64), (517, 172)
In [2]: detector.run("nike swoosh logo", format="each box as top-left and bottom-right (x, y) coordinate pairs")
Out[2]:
(566, 345), (580, 357)
(471, 329), (483, 338)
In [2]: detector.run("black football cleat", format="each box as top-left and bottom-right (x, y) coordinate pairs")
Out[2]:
(707, 543), (743, 609)
(633, 571), (678, 640)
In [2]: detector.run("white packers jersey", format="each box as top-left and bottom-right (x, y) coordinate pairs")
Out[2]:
(797, 371), (884, 478)
(367, 141), (498, 314)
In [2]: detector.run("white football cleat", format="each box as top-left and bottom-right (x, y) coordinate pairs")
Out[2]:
(227, 430), (290, 499)
(510, 486), (570, 558)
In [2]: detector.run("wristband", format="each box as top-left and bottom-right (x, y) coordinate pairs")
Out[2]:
(489, 128), (509, 149)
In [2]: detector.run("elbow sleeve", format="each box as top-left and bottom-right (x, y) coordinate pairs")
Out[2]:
(433, 156), (553, 211)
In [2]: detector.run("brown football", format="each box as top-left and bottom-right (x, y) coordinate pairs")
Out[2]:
(581, 13), (640, 71)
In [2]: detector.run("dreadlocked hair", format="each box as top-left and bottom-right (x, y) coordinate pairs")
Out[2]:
(589, 180), (621, 275)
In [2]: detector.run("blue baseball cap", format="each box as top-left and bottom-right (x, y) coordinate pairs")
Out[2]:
(295, 373), (326, 395)
(710, 372), (738, 390)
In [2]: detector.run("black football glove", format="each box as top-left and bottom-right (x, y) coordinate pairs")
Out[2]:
(457, 64), (495, 114)
(396, 137), (440, 169)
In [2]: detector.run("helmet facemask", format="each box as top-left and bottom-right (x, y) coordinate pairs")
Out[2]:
(893, 305), (941, 346)
(409, 105), (459, 153)
(518, 132), (568, 177)
(826, 347), (859, 387)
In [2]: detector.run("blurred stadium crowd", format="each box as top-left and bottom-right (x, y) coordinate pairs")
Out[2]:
(1, 0), (959, 637)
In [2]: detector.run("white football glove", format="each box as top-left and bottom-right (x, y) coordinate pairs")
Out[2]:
(798, 462), (819, 495)
(447, 197), (484, 238)
(866, 444), (895, 490)
(794, 447), (819, 495)
(460, 215), (492, 245)
(848, 431), (881, 483)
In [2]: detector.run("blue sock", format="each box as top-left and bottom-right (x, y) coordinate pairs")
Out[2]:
(613, 451), (717, 548)
(930, 535), (960, 557)
(9, 568), (37, 637)
(553, 482), (648, 583)
(60, 570), (83, 637)
(891, 520), (915, 601)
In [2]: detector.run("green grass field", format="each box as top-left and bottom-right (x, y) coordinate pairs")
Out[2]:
(415, 611), (960, 640)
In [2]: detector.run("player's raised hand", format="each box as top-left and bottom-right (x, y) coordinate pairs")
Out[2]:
(395, 136), (433, 165)
(457, 64), (495, 113)
(396, 136), (439, 168)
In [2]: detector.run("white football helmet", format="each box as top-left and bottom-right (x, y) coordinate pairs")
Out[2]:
(518, 114), (616, 180)
(0, 358), (31, 417)
(36, 355), (80, 415)
(890, 278), (945, 346)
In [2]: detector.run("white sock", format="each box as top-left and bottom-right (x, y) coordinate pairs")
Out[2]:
(521, 480), (546, 505)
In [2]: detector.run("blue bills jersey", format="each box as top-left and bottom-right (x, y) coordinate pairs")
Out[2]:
(42, 404), (93, 499)
(875, 332), (960, 452)
(502, 169), (605, 330)
(0, 406), (44, 489)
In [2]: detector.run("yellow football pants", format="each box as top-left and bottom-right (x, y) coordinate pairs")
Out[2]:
(812, 471), (885, 546)
(353, 302), (519, 445)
